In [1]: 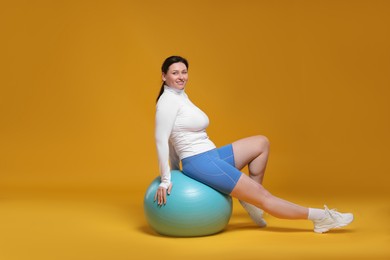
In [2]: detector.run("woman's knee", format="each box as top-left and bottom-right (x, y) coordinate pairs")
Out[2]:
(232, 177), (273, 208)
(255, 187), (274, 208)
(254, 135), (270, 153)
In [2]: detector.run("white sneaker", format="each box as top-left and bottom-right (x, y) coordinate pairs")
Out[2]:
(313, 205), (354, 233)
(239, 200), (267, 227)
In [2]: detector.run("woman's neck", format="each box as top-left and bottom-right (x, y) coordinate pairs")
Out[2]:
(164, 85), (185, 94)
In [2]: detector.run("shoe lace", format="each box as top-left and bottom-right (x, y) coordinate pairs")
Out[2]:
(324, 205), (342, 219)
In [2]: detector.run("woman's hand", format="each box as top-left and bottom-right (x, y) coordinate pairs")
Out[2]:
(154, 183), (173, 206)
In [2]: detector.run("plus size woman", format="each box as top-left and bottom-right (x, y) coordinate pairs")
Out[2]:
(154, 55), (353, 233)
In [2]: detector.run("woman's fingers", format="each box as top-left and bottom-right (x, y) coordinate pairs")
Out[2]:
(159, 188), (164, 205)
(153, 184), (173, 206)
(167, 183), (173, 195)
(162, 189), (167, 205)
(154, 187), (166, 206)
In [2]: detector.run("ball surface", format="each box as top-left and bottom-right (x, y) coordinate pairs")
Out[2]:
(144, 170), (232, 237)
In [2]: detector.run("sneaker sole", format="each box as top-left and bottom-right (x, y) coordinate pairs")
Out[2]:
(314, 215), (354, 233)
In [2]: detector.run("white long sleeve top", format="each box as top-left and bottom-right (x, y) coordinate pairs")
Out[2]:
(155, 85), (216, 189)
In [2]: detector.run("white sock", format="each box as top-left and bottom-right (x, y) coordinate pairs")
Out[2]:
(308, 208), (326, 220)
(239, 200), (267, 227)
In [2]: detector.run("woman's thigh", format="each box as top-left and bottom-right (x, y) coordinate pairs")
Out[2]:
(232, 135), (269, 170)
(230, 173), (270, 206)
(182, 151), (242, 195)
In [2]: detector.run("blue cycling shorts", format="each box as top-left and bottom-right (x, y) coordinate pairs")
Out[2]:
(181, 144), (243, 195)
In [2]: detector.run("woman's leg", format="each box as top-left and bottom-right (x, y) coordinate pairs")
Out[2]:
(231, 173), (309, 219)
(231, 135), (307, 219)
(232, 135), (269, 184)
(230, 173), (354, 233)
(182, 146), (353, 232)
(231, 135), (270, 225)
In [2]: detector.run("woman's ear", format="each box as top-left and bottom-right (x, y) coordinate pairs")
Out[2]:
(162, 73), (166, 81)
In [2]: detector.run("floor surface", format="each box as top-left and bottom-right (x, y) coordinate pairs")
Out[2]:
(0, 188), (389, 260)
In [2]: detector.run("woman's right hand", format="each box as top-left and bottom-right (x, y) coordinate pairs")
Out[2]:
(154, 183), (173, 206)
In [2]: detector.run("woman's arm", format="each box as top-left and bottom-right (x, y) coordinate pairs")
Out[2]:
(155, 95), (180, 189)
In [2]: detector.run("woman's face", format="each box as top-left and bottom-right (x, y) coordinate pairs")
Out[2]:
(162, 62), (188, 90)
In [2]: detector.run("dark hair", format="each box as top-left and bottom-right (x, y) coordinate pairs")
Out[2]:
(156, 55), (189, 103)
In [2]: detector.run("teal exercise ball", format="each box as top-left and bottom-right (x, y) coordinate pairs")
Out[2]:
(144, 170), (232, 237)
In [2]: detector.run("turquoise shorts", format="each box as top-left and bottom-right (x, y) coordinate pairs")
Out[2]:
(181, 144), (242, 195)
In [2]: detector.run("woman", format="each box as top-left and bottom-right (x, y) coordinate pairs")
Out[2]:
(154, 55), (353, 233)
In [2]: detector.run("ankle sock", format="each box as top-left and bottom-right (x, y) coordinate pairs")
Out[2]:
(308, 208), (326, 220)
(239, 200), (267, 227)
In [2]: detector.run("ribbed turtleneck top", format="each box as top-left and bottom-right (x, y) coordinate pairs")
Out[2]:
(155, 85), (216, 188)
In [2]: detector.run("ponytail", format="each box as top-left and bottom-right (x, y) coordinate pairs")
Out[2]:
(156, 83), (165, 103)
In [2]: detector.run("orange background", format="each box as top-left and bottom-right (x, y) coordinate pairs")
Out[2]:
(1, 0), (389, 195)
(1, 1), (390, 260)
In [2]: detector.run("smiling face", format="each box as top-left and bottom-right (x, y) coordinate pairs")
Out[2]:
(162, 62), (188, 90)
